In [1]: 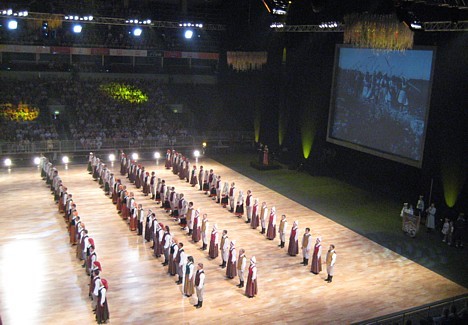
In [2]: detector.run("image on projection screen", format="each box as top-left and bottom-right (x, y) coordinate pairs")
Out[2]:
(327, 46), (435, 167)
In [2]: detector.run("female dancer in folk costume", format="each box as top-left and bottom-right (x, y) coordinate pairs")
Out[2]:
(192, 209), (201, 243)
(235, 191), (244, 218)
(226, 240), (237, 279)
(209, 224), (219, 259)
(202, 170), (210, 194)
(250, 199), (259, 229)
(165, 149), (172, 169)
(155, 178), (162, 203)
(96, 279), (110, 324)
(221, 182), (229, 208)
(210, 173), (218, 198)
(288, 220), (299, 256)
(190, 165), (198, 187)
(259, 202), (268, 234)
(311, 237), (323, 274)
(144, 210), (153, 242)
(266, 207), (277, 240)
(198, 166), (204, 190)
(245, 256), (258, 298)
(183, 256), (195, 297)
(142, 172), (150, 196)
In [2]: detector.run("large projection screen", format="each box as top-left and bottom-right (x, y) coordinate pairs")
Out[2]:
(327, 45), (436, 168)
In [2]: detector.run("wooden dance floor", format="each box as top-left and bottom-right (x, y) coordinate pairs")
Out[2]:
(1, 158), (466, 324)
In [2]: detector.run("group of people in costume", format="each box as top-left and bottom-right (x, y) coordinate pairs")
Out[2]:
(41, 156), (110, 324)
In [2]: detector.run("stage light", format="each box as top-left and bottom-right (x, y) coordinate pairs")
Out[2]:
(4, 158), (12, 167)
(133, 28), (142, 36)
(194, 150), (200, 158)
(7, 20), (18, 30)
(154, 152), (161, 159)
(270, 22), (284, 28)
(184, 30), (193, 39)
(62, 156), (69, 164)
(73, 24), (82, 34)
(202, 142), (207, 148)
(410, 22), (422, 30)
(109, 154), (116, 162)
(132, 153), (139, 160)
(33, 157), (41, 165)
(7, 9), (12, 16)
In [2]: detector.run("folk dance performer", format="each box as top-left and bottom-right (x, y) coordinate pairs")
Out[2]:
(169, 188), (177, 217)
(190, 165), (198, 187)
(237, 249), (247, 288)
(186, 202), (194, 236)
(207, 169), (216, 197)
(192, 209), (201, 243)
(203, 170), (210, 195)
(215, 176), (222, 203)
(129, 201), (138, 231)
(311, 237), (323, 274)
(219, 230), (229, 269)
(183, 256), (195, 297)
(288, 221), (299, 256)
(168, 238), (179, 276)
(144, 210), (154, 242)
(150, 172), (156, 199)
(90, 269), (102, 311)
(155, 178), (163, 204)
(251, 199), (259, 229)
(301, 228), (312, 266)
(88, 152), (94, 173)
(235, 191), (244, 218)
(209, 174), (217, 199)
(108, 173), (115, 197)
(95, 279), (110, 324)
(143, 171), (150, 196)
(245, 256), (258, 298)
(229, 182), (236, 213)
(325, 245), (337, 283)
(259, 202), (268, 234)
(200, 214), (209, 250)
(163, 187), (173, 213)
(162, 226), (172, 266)
(221, 182), (229, 208)
(120, 153), (127, 176)
(184, 159), (191, 183)
(198, 166), (204, 190)
(194, 263), (205, 309)
(155, 222), (165, 258)
(266, 207), (277, 240)
(226, 240), (237, 279)
(178, 194), (188, 229)
(165, 149), (172, 169)
(175, 242), (187, 285)
(278, 214), (288, 248)
(135, 165), (141, 188)
(137, 204), (145, 236)
(245, 190), (254, 223)
(209, 224), (219, 259)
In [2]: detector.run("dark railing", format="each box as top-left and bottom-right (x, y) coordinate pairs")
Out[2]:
(354, 294), (467, 325)
(0, 133), (254, 155)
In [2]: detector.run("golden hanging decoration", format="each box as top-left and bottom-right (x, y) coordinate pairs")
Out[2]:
(343, 13), (414, 51)
(227, 52), (268, 71)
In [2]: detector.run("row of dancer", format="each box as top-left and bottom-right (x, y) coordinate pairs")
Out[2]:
(40, 156), (110, 324)
(99, 152), (260, 298)
(163, 149), (338, 282)
(89, 155), (210, 307)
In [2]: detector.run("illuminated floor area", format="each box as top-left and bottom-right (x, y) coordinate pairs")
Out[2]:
(0, 161), (466, 324)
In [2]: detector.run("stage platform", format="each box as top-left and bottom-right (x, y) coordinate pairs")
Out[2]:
(0, 159), (466, 324)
